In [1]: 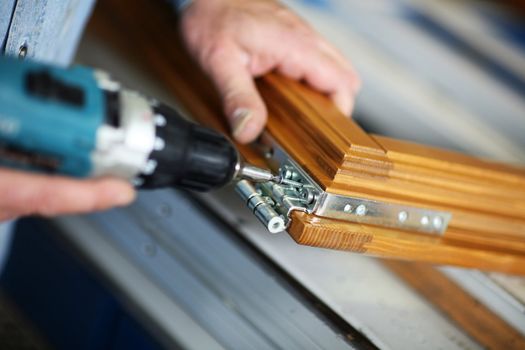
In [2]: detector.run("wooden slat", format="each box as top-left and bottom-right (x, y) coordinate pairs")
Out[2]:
(289, 212), (525, 274)
(86, 0), (525, 274)
(384, 261), (525, 350)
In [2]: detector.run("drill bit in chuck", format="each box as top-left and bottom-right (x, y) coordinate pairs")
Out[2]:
(236, 163), (303, 187)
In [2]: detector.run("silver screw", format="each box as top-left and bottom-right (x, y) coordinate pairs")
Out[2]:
(343, 204), (353, 213)
(18, 44), (28, 58)
(433, 216), (443, 230)
(263, 147), (274, 159)
(300, 188), (317, 204)
(398, 211), (408, 223)
(355, 204), (367, 216)
(280, 166), (296, 180)
(421, 216), (430, 226)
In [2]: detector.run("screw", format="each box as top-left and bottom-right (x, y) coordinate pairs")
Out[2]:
(18, 44), (28, 58)
(355, 204), (367, 216)
(421, 216), (430, 226)
(398, 211), (408, 223)
(299, 188), (317, 204)
(343, 204), (352, 212)
(280, 166), (294, 180)
(433, 216), (443, 230)
(300, 188), (309, 199)
(280, 165), (302, 181)
(263, 147), (274, 159)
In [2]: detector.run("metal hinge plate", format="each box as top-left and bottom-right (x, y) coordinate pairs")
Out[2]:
(235, 137), (452, 235)
(235, 158), (320, 233)
(315, 193), (451, 235)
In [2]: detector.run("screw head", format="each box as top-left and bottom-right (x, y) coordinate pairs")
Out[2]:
(18, 44), (28, 58)
(421, 216), (430, 226)
(433, 216), (443, 230)
(264, 147), (274, 159)
(343, 204), (353, 212)
(280, 166), (293, 180)
(355, 204), (367, 216)
(398, 211), (408, 223)
(299, 188), (317, 204)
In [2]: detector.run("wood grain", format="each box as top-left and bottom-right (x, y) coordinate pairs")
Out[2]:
(384, 261), (525, 350)
(289, 212), (525, 274)
(86, 0), (525, 274)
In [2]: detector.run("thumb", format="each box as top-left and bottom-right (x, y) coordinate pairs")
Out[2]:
(205, 47), (267, 143)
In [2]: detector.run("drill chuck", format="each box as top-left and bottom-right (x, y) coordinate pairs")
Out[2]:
(140, 103), (239, 191)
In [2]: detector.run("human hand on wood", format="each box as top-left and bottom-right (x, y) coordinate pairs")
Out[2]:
(180, 0), (361, 143)
(0, 169), (135, 222)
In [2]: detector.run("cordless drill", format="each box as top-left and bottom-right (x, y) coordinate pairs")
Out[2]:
(0, 57), (288, 190)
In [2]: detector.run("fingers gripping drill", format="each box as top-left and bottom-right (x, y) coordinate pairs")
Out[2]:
(0, 57), (298, 191)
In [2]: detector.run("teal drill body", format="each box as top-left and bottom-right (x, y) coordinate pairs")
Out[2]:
(0, 56), (271, 192)
(0, 56), (104, 176)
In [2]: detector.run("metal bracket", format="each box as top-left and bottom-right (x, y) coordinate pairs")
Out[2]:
(235, 158), (320, 234)
(235, 136), (452, 235)
(315, 193), (451, 235)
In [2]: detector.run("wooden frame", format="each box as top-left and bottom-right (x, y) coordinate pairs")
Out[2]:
(88, 0), (525, 274)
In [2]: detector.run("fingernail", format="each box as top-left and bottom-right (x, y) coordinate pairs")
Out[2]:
(232, 108), (253, 139)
